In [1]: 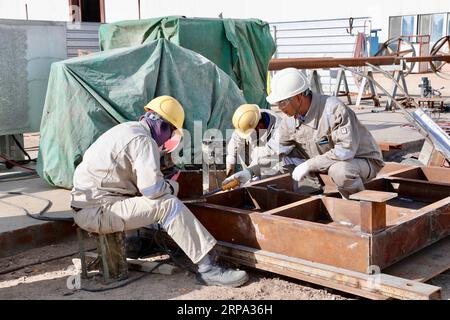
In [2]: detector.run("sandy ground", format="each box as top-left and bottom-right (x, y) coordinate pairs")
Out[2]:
(0, 239), (352, 300)
(0, 238), (448, 300)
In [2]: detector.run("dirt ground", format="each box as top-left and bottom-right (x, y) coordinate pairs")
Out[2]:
(0, 239), (350, 300)
(0, 239), (448, 300)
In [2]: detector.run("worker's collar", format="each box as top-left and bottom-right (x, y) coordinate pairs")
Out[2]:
(295, 93), (319, 129)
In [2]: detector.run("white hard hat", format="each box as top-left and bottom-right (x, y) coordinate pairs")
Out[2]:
(266, 68), (309, 105)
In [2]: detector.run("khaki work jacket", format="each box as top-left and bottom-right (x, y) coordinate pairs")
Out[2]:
(255, 93), (384, 173)
(71, 120), (176, 209)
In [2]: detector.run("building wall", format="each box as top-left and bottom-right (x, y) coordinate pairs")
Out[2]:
(138, 0), (450, 42)
(0, 0), (69, 21)
(104, 0), (138, 22)
(0, 1), (448, 42)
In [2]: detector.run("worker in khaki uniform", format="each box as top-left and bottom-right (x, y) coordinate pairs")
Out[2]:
(226, 68), (384, 199)
(71, 96), (248, 287)
(225, 104), (286, 179)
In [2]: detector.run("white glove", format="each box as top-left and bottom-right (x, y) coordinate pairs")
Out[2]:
(222, 169), (252, 186)
(292, 161), (311, 181)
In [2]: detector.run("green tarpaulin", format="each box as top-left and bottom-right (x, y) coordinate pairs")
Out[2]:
(37, 39), (246, 189)
(99, 17), (276, 108)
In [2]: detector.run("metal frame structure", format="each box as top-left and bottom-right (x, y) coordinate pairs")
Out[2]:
(185, 164), (450, 299)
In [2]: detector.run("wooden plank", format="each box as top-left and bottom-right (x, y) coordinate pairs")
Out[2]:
(384, 237), (450, 282)
(350, 190), (398, 202)
(215, 242), (442, 300)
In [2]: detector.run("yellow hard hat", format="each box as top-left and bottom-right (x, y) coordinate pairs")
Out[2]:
(232, 104), (261, 139)
(144, 96), (185, 130)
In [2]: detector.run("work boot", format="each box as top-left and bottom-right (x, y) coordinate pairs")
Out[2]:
(196, 265), (249, 288)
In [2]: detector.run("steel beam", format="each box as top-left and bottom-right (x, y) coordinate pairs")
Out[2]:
(268, 55), (450, 70)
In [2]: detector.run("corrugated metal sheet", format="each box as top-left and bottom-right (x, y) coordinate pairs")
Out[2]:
(270, 17), (372, 94)
(66, 22), (100, 58)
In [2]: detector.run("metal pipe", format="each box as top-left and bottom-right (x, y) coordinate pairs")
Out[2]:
(269, 55), (450, 70)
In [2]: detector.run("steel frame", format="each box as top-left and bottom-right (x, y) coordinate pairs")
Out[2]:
(186, 165), (450, 275)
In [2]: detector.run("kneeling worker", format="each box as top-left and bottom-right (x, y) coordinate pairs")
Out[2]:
(71, 96), (248, 287)
(227, 68), (384, 199)
(225, 103), (283, 180)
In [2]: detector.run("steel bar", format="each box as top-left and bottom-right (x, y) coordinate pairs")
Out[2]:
(268, 55), (450, 70)
(216, 242), (442, 300)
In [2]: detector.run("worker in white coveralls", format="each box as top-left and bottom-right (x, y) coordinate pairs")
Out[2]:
(71, 96), (249, 287)
(224, 68), (384, 199)
(225, 104), (285, 178)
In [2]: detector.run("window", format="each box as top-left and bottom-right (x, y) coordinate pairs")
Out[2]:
(419, 14), (432, 35)
(389, 15), (416, 39)
(401, 15), (415, 36)
(431, 13), (445, 42)
(389, 16), (402, 39)
(419, 13), (447, 42)
(448, 13), (450, 35)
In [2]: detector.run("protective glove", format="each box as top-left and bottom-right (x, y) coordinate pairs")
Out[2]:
(292, 161), (311, 182)
(222, 169), (252, 187)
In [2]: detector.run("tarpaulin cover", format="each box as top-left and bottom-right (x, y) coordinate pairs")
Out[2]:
(37, 39), (246, 188)
(99, 17), (276, 108)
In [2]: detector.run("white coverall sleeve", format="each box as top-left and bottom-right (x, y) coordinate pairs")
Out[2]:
(308, 104), (360, 172)
(247, 118), (296, 176)
(127, 136), (175, 199)
(226, 131), (245, 166)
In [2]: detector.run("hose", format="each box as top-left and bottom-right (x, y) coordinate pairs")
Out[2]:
(11, 135), (35, 163)
(0, 250), (93, 275)
(79, 260), (167, 293)
(0, 191), (73, 222)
